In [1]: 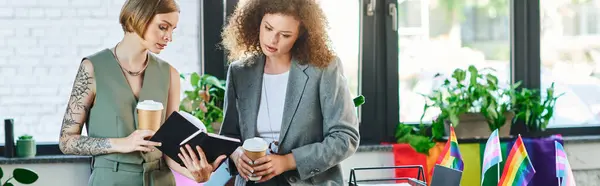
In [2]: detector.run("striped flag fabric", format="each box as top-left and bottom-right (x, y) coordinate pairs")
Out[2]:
(555, 141), (576, 186)
(481, 129), (502, 184)
(436, 126), (464, 171)
(498, 135), (536, 186)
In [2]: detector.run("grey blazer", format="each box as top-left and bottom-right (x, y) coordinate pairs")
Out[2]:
(219, 54), (360, 186)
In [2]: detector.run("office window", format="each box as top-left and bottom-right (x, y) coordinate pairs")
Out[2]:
(397, 0), (510, 123)
(540, 0), (600, 127)
(318, 0), (361, 97)
(0, 0), (201, 143)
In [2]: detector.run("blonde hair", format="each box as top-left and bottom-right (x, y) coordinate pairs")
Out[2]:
(119, 0), (180, 38)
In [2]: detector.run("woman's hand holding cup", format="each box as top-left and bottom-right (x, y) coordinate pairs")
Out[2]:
(230, 146), (255, 181)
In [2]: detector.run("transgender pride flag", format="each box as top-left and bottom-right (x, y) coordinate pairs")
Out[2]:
(555, 141), (576, 186)
(481, 129), (502, 184)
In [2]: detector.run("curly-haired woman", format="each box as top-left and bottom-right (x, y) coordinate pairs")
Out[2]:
(219, 0), (360, 185)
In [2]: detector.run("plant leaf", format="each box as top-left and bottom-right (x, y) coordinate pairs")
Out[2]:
(353, 95), (365, 107)
(13, 168), (38, 184)
(0, 166), (3, 179)
(449, 113), (459, 127)
(468, 65), (478, 85)
(184, 90), (198, 100)
(452, 69), (466, 82)
(190, 73), (200, 88)
(4, 183), (14, 186)
(202, 75), (225, 90)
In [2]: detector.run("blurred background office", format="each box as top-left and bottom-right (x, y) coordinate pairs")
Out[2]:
(1, 0), (600, 185)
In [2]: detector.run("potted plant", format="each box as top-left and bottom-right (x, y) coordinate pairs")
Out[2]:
(419, 65), (517, 139)
(0, 167), (39, 185)
(180, 73), (226, 134)
(15, 135), (35, 158)
(395, 122), (436, 155)
(511, 82), (563, 133)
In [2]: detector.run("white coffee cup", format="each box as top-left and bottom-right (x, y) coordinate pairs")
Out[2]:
(136, 100), (164, 131)
(242, 137), (269, 181)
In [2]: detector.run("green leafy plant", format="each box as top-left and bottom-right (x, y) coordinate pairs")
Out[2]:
(420, 65), (516, 134)
(16, 134), (36, 158)
(511, 83), (563, 131)
(18, 135), (32, 140)
(397, 65), (518, 154)
(0, 167), (39, 186)
(395, 123), (436, 155)
(180, 73), (225, 133)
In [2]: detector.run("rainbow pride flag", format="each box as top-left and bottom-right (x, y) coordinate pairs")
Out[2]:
(499, 135), (536, 186)
(555, 141), (576, 186)
(436, 126), (464, 171)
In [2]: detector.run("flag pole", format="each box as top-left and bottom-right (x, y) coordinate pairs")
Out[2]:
(497, 164), (500, 184)
(558, 177), (561, 186)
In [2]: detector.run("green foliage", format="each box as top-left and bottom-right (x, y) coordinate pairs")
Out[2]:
(353, 95), (365, 107)
(420, 65), (514, 133)
(0, 167), (39, 186)
(179, 73), (226, 133)
(18, 135), (32, 140)
(511, 83), (563, 131)
(396, 65), (562, 155)
(395, 123), (435, 155)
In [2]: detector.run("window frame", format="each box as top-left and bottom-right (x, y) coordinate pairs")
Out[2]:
(513, 0), (600, 137)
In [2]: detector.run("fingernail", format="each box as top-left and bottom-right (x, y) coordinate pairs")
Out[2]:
(158, 143), (162, 146)
(250, 170), (254, 173)
(248, 161), (253, 165)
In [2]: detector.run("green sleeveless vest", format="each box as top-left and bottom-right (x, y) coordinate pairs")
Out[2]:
(85, 48), (170, 164)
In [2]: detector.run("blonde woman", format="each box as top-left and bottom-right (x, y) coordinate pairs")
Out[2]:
(58, 0), (225, 185)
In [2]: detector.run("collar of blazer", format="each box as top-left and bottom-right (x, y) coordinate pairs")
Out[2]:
(237, 54), (310, 151)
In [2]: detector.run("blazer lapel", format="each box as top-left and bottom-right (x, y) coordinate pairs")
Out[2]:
(239, 55), (265, 140)
(278, 58), (309, 145)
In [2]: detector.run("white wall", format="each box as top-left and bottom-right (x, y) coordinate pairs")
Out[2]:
(0, 0), (201, 143)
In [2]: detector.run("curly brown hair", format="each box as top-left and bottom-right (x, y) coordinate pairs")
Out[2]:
(221, 0), (335, 68)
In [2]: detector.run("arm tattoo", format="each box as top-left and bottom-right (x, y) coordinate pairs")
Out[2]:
(59, 63), (111, 155)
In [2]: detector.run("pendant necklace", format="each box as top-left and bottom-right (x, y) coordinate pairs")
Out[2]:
(113, 43), (148, 76)
(262, 76), (280, 154)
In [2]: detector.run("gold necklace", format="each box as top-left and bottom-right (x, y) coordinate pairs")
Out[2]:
(113, 43), (148, 76)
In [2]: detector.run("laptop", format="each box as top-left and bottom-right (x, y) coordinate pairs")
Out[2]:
(430, 165), (463, 186)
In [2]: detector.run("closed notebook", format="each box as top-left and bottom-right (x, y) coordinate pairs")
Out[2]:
(150, 111), (241, 167)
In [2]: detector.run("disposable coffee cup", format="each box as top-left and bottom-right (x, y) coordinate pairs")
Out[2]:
(136, 100), (164, 132)
(242, 137), (268, 181)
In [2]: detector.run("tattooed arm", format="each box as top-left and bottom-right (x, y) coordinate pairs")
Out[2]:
(59, 59), (112, 155)
(59, 60), (159, 156)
